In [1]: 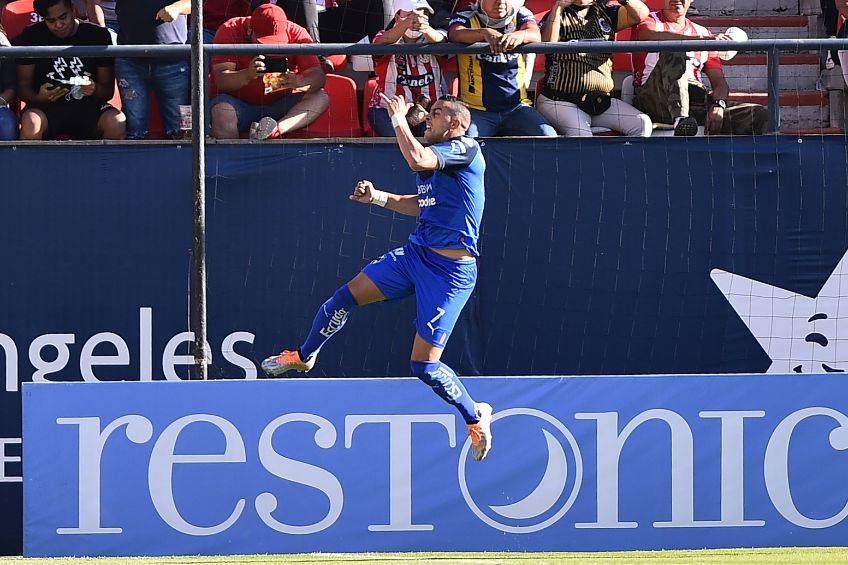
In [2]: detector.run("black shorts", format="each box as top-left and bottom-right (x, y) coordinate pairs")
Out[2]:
(26, 101), (117, 140)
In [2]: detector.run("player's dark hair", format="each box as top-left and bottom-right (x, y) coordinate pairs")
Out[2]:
(34, 0), (73, 18)
(438, 95), (472, 131)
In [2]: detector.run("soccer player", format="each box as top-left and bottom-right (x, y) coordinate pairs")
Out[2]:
(262, 93), (493, 461)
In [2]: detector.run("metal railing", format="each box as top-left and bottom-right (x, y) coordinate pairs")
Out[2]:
(3, 37), (848, 132)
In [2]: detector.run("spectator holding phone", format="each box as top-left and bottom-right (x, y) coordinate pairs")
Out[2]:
(210, 3), (328, 139)
(15, 0), (125, 140)
(367, 0), (448, 136)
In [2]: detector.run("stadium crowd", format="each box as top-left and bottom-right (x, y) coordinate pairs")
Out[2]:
(0, 0), (835, 141)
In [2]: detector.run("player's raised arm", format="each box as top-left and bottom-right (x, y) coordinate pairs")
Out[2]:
(381, 93), (441, 171)
(349, 179), (421, 216)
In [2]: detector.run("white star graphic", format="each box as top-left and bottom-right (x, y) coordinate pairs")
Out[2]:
(711, 251), (848, 374)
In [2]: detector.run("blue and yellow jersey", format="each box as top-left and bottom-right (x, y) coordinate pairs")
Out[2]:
(449, 7), (536, 112)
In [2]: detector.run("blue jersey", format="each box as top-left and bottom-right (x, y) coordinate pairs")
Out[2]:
(408, 136), (486, 256)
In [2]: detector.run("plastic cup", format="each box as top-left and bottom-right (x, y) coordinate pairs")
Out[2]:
(179, 105), (192, 139)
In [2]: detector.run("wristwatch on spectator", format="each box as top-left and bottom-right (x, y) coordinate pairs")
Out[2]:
(712, 99), (727, 109)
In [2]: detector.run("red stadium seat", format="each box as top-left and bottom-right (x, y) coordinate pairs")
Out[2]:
(361, 77), (377, 137)
(107, 80), (121, 111)
(286, 74), (364, 138)
(1, 0), (39, 40)
(613, 28), (635, 72)
(325, 54), (348, 72)
(524, 0), (550, 18)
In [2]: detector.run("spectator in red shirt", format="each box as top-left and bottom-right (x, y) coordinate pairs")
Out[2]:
(210, 3), (328, 139)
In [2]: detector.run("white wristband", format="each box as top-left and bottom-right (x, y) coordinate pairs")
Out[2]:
(390, 113), (407, 129)
(370, 189), (389, 207)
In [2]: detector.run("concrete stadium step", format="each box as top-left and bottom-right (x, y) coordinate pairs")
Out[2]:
(692, 15), (811, 39)
(779, 126), (844, 135)
(729, 90), (830, 128)
(722, 53), (821, 91)
(691, 0), (798, 16)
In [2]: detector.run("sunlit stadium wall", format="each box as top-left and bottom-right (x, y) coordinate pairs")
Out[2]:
(2, 136), (848, 554)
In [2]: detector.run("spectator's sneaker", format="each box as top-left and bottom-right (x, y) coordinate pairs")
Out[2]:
(318, 55), (335, 74)
(673, 116), (698, 136)
(249, 116), (280, 141)
(261, 350), (316, 376)
(468, 402), (493, 461)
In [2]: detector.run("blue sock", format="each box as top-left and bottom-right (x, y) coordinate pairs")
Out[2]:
(299, 285), (357, 360)
(410, 360), (478, 424)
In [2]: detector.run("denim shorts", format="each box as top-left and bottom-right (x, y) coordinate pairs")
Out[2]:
(362, 242), (477, 348)
(209, 92), (305, 134)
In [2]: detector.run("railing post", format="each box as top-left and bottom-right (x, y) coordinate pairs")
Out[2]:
(767, 45), (780, 133)
(190, 0), (208, 381)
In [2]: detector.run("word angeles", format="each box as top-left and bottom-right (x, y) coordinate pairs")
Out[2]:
(2, 307), (255, 393)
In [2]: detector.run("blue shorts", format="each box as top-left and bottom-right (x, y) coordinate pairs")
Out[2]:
(362, 242), (477, 348)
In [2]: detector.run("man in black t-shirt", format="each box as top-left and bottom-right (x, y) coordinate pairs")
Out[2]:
(16, 0), (125, 140)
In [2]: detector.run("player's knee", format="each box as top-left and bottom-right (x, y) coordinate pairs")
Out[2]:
(330, 285), (357, 310)
(410, 360), (432, 377)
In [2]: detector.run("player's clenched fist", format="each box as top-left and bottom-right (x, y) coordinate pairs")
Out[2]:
(350, 179), (375, 204)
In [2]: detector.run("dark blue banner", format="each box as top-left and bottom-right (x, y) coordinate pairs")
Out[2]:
(22, 375), (848, 556)
(2, 136), (848, 554)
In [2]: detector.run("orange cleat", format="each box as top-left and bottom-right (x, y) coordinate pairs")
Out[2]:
(467, 402), (493, 461)
(261, 349), (316, 376)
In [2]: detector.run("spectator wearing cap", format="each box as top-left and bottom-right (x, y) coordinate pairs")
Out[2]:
(89, 0), (192, 139)
(448, 0), (557, 137)
(368, 0), (448, 136)
(210, 3), (328, 139)
(209, 1), (335, 73)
